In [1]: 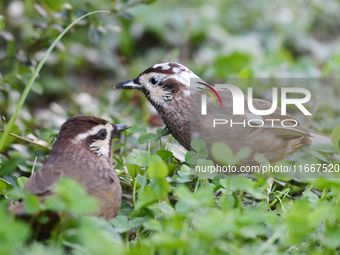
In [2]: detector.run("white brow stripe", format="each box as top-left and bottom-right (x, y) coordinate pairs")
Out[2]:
(72, 123), (113, 143)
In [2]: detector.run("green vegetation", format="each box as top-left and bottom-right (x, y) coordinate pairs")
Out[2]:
(1, 0), (340, 254)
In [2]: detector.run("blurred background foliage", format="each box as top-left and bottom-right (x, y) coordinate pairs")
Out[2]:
(1, 0), (340, 254)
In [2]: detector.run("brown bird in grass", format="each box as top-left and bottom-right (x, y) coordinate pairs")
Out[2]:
(114, 62), (332, 166)
(11, 115), (131, 234)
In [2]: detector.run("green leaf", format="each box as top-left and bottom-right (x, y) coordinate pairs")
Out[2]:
(44, 196), (66, 212)
(191, 139), (206, 152)
(126, 150), (162, 167)
(53, 178), (99, 214)
(135, 186), (158, 210)
(157, 150), (173, 160)
(174, 164), (193, 182)
(24, 195), (41, 214)
(331, 124), (340, 152)
(147, 161), (168, 179)
(172, 175), (191, 183)
(127, 164), (141, 178)
(309, 144), (338, 153)
(24, 128), (32, 137)
(211, 142), (234, 165)
(143, 219), (163, 232)
(0, 178), (13, 194)
(158, 202), (175, 217)
(254, 153), (270, 165)
(178, 165), (191, 177)
(235, 147), (252, 160)
(285, 200), (312, 245)
(110, 215), (129, 233)
(0, 10), (109, 152)
(0, 15), (5, 30)
(198, 147), (209, 159)
(156, 127), (171, 138)
(220, 178), (264, 199)
(125, 125), (146, 135)
(138, 133), (158, 144)
(0, 204), (30, 254)
(309, 151), (330, 163)
(15, 176), (27, 188)
(238, 67), (254, 78)
(111, 142), (125, 151)
(185, 151), (199, 164)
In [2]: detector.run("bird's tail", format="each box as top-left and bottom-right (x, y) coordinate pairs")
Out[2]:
(308, 130), (332, 146)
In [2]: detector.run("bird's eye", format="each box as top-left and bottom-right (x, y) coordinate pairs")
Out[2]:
(149, 77), (158, 85)
(96, 129), (107, 140)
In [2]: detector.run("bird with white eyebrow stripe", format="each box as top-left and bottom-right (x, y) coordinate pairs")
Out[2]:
(115, 62), (332, 167)
(10, 115), (132, 237)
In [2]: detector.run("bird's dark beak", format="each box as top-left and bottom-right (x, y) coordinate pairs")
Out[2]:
(115, 124), (133, 133)
(114, 80), (141, 90)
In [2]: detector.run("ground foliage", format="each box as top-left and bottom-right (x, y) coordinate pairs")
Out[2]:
(1, 0), (340, 254)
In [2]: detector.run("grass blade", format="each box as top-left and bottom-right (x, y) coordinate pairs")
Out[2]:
(0, 10), (109, 152)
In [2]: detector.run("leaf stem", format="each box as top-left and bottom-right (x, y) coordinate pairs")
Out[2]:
(0, 10), (109, 152)
(0, 129), (51, 150)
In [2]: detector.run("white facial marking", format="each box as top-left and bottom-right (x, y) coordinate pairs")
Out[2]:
(173, 67), (181, 73)
(152, 63), (165, 69)
(89, 139), (111, 157)
(152, 63), (171, 70)
(72, 123), (114, 157)
(141, 63), (201, 106)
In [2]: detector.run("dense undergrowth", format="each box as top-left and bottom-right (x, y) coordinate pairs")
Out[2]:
(1, 0), (340, 254)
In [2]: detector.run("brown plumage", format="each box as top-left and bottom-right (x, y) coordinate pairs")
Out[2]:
(115, 62), (331, 166)
(11, 115), (132, 236)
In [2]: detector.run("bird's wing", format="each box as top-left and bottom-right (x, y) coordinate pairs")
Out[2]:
(246, 98), (311, 139)
(24, 163), (64, 195)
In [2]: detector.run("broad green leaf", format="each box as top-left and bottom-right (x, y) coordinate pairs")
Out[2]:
(331, 124), (340, 152)
(53, 178), (99, 214)
(138, 133), (158, 144)
(0, 10), (109, 152)
(0, 205), (30, 254)
(127, 164), (141, 178)
(125, 125), (146, 135)
(235, 147), (252, 160)
(157, 150), (173, 160)
(135, 186), (158, 210)
(143, 219), (163, 232)
(220, 178), (264, 199)
(211, 142), (234, 165)
(24, 195), (41, 214)
(198, 147), (209, 159)
(185, 151), (198, 164)
(254, 153), (270, 165)
(44, 196), (66, 212)
(111, 142), (124, 151)
(172, 175), (191, 183)
(191, 139), (206, 152)
(178, 165), (191, 177)
(0, 15), (4, 30)
(0, 178), (13, 193)
(309, 144), (338, 153)
(147, 161), (168, 179)
(309, 151), (330, 163)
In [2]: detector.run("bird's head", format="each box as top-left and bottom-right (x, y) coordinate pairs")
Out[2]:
(114, 62), (199, 108)
(53, 115), (132, 158)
